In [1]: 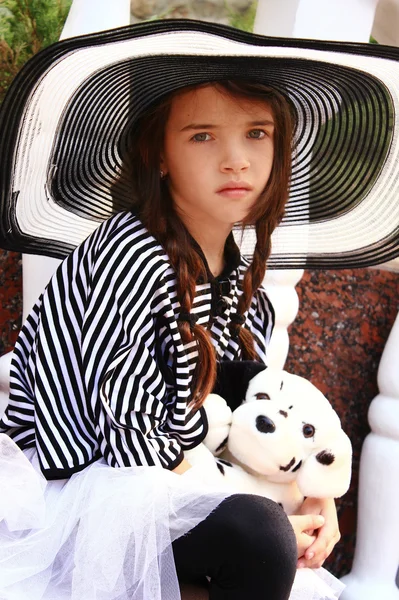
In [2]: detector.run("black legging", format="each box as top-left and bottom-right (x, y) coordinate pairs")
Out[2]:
(172, 494), (297, 600)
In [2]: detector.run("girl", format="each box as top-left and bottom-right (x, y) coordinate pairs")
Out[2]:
(0, 78), (341, 600)
(3, 15), (396, 600)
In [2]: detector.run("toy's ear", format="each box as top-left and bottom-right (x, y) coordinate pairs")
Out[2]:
(212, 361), (267, 412)
(296, 429), (352, 498)
(202, 393), (233, 455)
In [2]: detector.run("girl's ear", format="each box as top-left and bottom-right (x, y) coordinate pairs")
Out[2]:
(202, 393), (232, 455)
(159, 148), (167, 169)
(159, 156), (168, 178)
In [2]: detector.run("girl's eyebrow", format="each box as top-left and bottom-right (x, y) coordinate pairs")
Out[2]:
(180, 119), (275, 132)
(180, 123), (215, 131)
(250, 120), (275, 127)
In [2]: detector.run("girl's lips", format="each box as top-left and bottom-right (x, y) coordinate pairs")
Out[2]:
(216, 181), (252, 193)
(217, 188), (252, 198)
(216, 182), (253, 197)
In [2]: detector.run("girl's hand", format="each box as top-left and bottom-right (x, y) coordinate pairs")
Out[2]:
(296, 497), (341, 569)
(287, 514), (325, 558)
(172, 458), (192, 474)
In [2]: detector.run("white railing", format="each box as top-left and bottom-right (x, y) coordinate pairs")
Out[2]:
(341, 310), (399, 600)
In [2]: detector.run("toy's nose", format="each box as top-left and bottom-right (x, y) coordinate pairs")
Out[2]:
(256, 415), (276, 434)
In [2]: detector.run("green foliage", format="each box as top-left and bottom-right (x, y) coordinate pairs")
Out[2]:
(0, 0), (72, 102)
(226, 0), (257, 32)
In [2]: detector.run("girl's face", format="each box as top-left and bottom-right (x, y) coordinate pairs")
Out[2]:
(161, 85), (275, 234)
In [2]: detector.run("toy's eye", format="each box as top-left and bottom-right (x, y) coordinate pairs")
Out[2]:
(256, 393), (271, 400)
(303, 424), (315, 438)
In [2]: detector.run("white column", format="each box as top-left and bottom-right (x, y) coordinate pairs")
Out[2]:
(340, 312), (399, 600)
(0, 0), (131, 419)
(60, 0), (131, 39)
(254, 0), (379, 42)
(262, 269), (304, 370)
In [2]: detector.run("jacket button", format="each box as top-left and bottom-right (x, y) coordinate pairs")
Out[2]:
(215, 298), (229, 316)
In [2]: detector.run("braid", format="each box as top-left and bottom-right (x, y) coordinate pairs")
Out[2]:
(230, 217), (278, 359)
(224, 81), (293, 359)
(148, 201), (217, 409)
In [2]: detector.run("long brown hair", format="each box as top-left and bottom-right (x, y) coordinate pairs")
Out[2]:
(115, 80), (295, 409)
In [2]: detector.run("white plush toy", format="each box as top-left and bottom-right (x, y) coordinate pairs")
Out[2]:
(185, 363), (352, 515)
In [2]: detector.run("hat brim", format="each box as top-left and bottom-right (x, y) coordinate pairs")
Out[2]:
(1, 19), (399, 268)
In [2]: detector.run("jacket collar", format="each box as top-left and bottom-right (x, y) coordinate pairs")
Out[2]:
(189, 231), (241, 284)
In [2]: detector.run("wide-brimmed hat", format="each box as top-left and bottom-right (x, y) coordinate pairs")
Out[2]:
(1, 19), (399, 268)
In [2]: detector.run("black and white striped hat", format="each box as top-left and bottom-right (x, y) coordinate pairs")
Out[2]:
(1, 19), (399, 268)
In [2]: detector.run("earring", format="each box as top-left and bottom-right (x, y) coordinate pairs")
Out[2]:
(160, 169), (166, 179)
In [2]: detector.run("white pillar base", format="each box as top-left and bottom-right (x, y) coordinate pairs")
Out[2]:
(340, 315), (399, 598)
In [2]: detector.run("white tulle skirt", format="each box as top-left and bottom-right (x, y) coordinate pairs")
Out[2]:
(0, 434), (344, 600)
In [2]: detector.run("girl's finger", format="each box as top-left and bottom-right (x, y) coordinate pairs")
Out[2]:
(305, 526), (339, 559)
(297, 533), (316, 558)
(301, 537), (338, 569)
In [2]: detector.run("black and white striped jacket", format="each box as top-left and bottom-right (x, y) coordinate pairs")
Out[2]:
(0, 212), (275, 480)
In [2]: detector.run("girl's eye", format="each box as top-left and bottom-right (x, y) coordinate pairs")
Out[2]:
(248, 129), (266, 139)
(191, 133), (211, 143)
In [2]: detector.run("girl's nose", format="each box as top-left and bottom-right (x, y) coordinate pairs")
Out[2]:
(220, 148), (250, 173)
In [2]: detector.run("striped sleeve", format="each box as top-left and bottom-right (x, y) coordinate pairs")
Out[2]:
(95, 328), (184, 470)
(0, 304), (41, 447)
(80, 219), (184, 470)
(5, 213), (185, 474)
(250, 286), (275, 363)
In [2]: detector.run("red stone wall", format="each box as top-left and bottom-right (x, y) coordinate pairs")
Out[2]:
(285, 268), (399, 576)
(0, 251), (22, 356)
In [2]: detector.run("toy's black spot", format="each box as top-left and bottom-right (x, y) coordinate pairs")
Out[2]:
(292, 460), (302, 472)
(289, 405), (293, 410)
(256, 415), (276, 434)
(280, 457), (295, 472)
(216, 462), (225, 475)
(216, 437), (229, 453)
(316, 450), (335, 466)
(279, 410), (288, 418)
(280, 381), (284, 391)
(218, 459), (233, 467)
